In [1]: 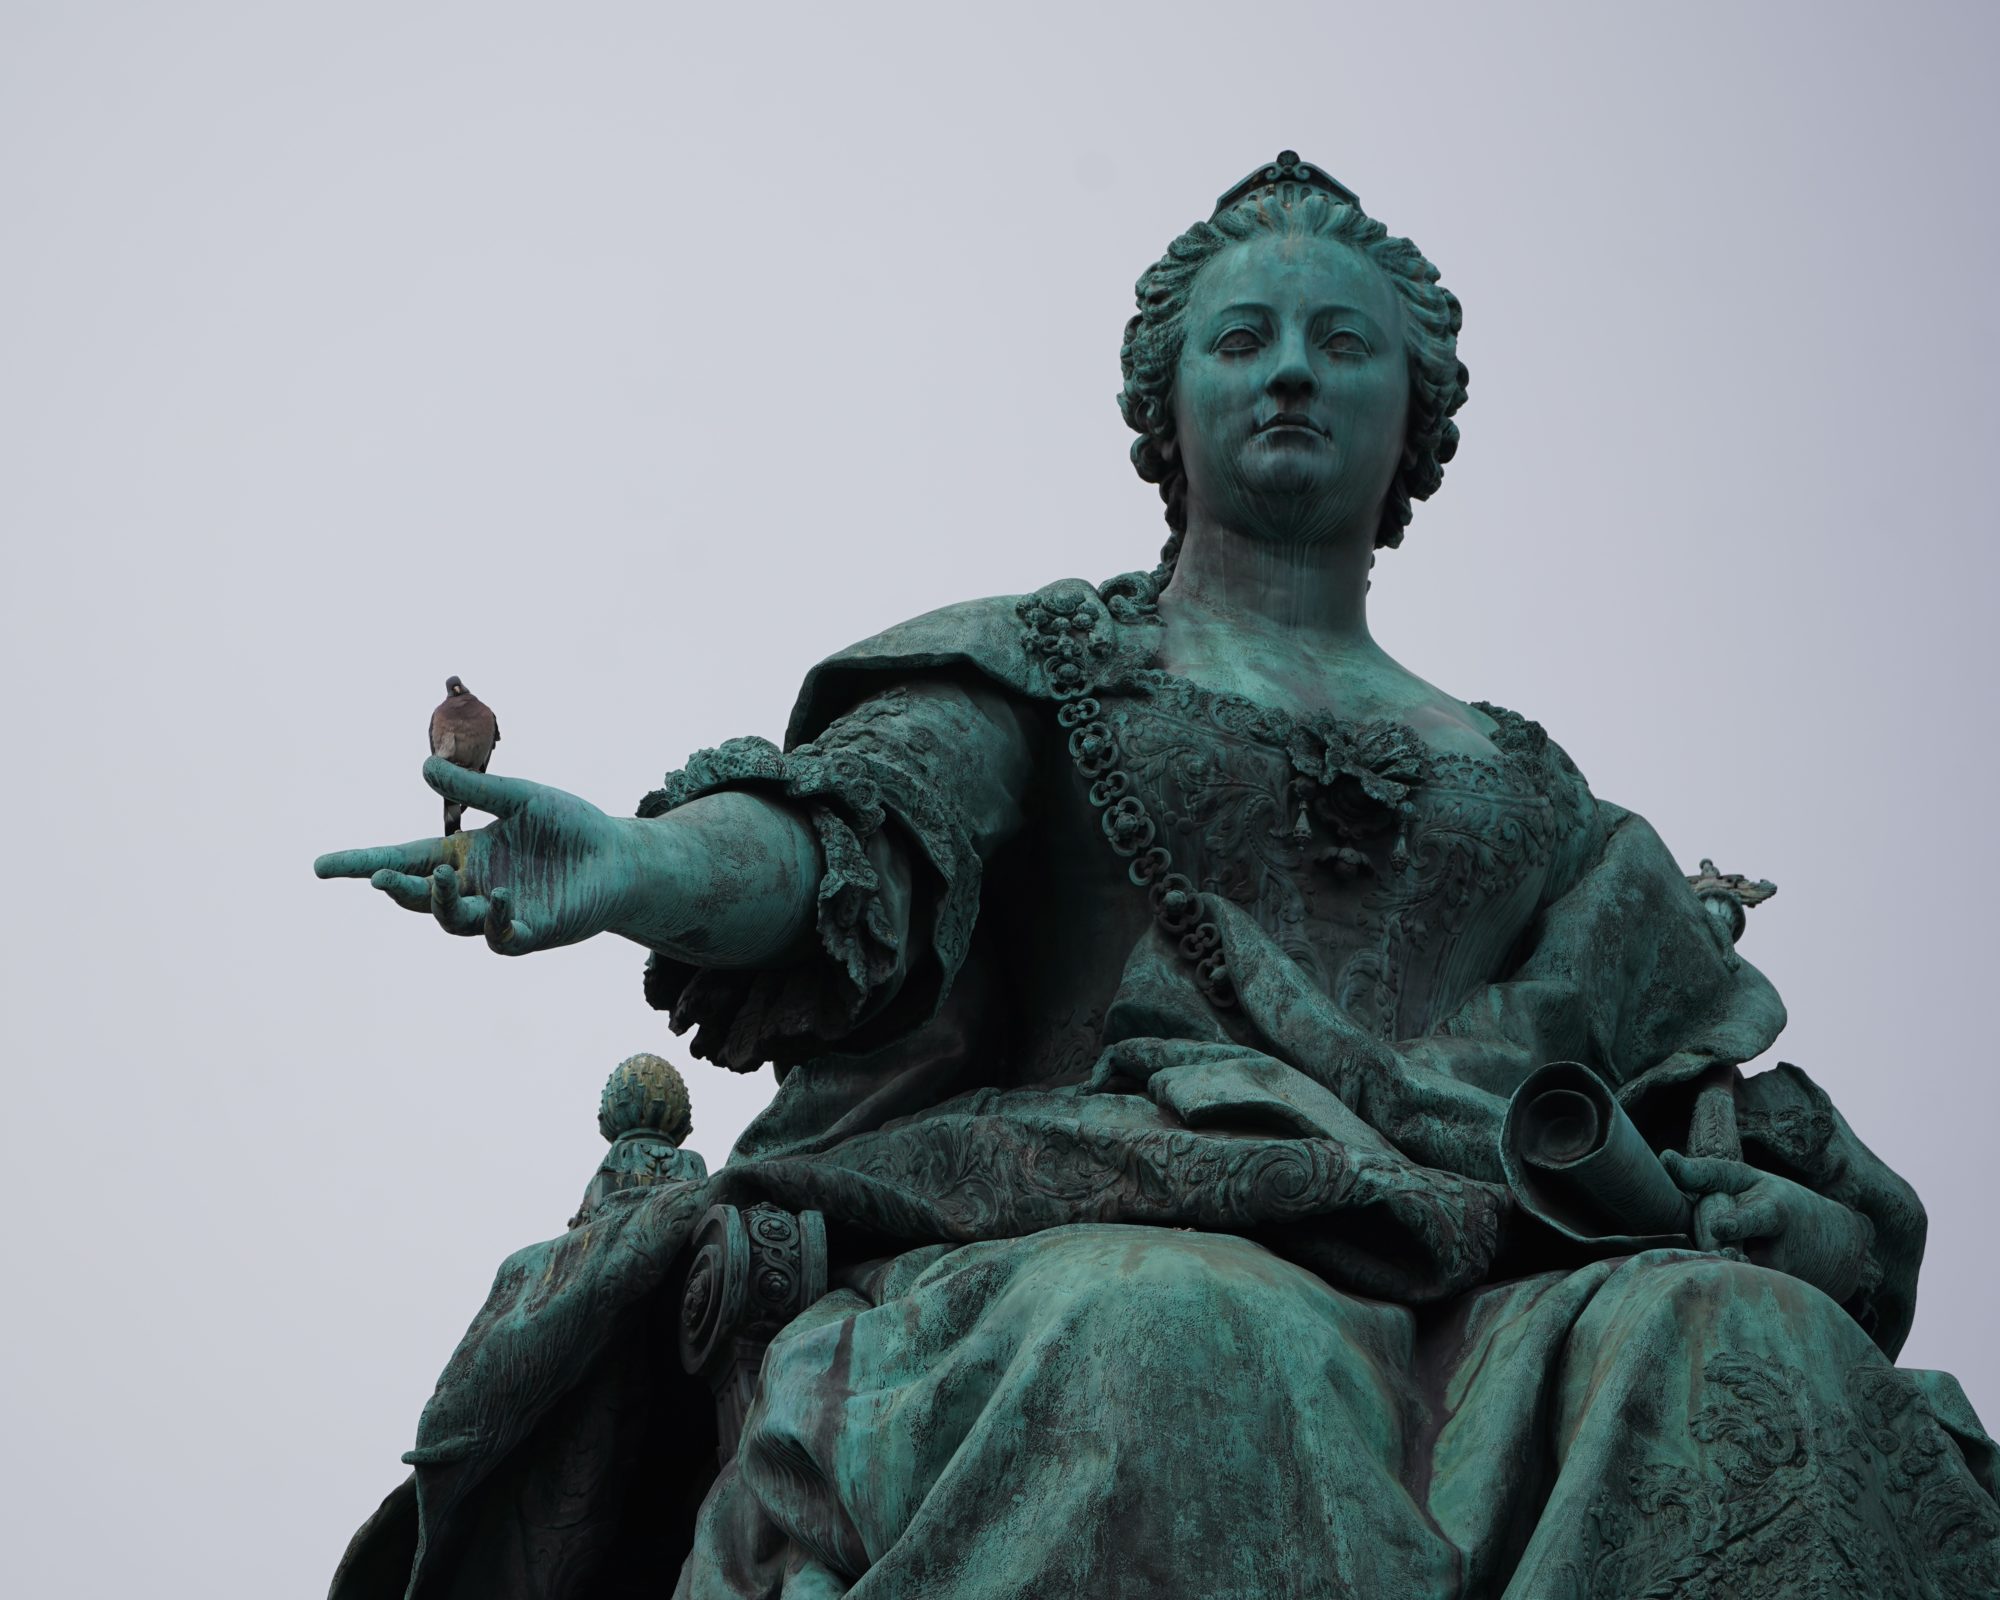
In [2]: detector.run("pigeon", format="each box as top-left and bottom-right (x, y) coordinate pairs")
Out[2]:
(428, 675), (501, 835)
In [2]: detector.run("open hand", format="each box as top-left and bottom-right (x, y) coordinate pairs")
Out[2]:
(314, 757), (635, 956)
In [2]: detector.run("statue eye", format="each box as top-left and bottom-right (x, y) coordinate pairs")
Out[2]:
(1213, 327), (1264, 356)
(1321, 329), (1371, 357)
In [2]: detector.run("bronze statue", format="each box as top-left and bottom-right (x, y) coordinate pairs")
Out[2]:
(317, 154), (1999, 1598)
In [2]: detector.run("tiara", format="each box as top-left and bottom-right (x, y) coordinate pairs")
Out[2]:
(1212, 150), (1360, 217)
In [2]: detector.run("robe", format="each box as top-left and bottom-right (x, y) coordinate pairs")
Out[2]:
(332, 576), (1997, 1599)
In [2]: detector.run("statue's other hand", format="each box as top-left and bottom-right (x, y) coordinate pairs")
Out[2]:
(314, 758), (630, 956)
(1661, 1151), (1873, 1303)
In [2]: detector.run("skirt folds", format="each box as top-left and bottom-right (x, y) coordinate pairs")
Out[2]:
(678, 1225), (1999, 1600)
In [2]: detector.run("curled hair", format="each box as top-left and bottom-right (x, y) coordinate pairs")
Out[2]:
(1118, 184), (1467, 583)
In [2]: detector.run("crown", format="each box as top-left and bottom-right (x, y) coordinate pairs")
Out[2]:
(1213, 150), (1360, 218)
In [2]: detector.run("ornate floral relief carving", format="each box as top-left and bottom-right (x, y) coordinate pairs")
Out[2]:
(1574, 1354), (2000, 1598)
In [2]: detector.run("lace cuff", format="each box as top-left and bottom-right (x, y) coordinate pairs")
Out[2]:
(637, 703), (982, 1072)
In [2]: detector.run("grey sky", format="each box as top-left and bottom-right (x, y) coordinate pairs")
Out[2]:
(3, 3), (1995, 1592)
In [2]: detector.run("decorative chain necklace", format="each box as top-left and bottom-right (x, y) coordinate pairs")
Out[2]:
(1057, 693), (1237, 1008)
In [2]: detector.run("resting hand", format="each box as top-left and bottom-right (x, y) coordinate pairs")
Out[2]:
(314, 757), (638, 956)
(1661, 1151), (1874, 1303)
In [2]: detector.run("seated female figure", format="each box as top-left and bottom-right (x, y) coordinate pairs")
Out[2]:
(320, 157), (2000, 1599)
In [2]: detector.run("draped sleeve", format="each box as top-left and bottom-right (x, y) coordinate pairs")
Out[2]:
(1402, 796), (1790, 1100)
(1732, 1061), (1926, 1355)
(636, 677), (1035, 1072)
(1392, 746), (1923, 1355)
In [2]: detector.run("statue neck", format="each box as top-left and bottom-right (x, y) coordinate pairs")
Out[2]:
(1158, 516), (1377, 647)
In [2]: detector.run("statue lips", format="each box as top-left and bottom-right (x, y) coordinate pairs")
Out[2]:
(1254, 411), (1328, 442)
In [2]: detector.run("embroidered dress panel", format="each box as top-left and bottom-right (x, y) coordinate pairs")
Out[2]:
(1096, 671), (1585, 1039)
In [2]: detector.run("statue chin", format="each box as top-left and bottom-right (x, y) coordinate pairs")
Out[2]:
(1229, 481), (1371, 551)
(1245, 449), (1334, 499)
(1184, 447), (1389, 553)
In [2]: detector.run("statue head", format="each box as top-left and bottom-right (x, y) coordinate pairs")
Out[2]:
(1119, 154), (1467, 581)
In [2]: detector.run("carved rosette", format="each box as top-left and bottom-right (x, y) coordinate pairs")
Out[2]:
(679, 1203), (828, 1460)
(678, 1206), (749, 1380)
(1016, 581), (1113, 701)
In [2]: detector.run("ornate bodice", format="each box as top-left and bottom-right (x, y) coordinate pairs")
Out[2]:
(1073, 670), (1589, 1039)
(654, 576), (1595, 1068)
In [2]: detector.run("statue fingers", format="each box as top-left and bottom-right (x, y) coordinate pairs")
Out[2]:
(423, 756), (540, 821)
(482, 887), (544, 956)
(429, 864), (489, 936)
(1662, 1150), (1758, 1198)
(1713, 1198), (1782, 1244)
(370, 869), (435, 912)
(316, 838), (448, 880)
(1690, 1191), (1737, 1253)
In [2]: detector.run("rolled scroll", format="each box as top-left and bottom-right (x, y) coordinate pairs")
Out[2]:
(1499, 1060), (1693, 1245)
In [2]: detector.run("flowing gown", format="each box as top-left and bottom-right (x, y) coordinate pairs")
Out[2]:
(332, 576), (1999, 1600)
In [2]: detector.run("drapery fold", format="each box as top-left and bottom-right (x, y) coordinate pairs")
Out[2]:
(332, 582), (1979, 1599)
(683, 1228), (2000, 1599)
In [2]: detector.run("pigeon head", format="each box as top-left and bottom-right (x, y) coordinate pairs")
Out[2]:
(445, 675), (466, 696)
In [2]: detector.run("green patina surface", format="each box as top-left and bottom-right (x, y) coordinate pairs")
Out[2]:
(316, 155), (2000, 1598)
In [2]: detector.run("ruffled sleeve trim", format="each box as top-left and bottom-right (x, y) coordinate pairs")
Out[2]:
(637, 710), (982, 1072)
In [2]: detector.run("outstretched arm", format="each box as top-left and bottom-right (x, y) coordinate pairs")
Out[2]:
(315, 756), (823, 964)
(636, 677), (1039, 1068)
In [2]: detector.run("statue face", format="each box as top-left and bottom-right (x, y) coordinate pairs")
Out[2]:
(1173, 231), (1409, 546)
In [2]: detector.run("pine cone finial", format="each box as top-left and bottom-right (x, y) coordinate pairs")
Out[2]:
(598, 1052), (693, 1145)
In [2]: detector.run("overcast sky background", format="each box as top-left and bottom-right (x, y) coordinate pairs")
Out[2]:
(3, 3), (1996, 1592)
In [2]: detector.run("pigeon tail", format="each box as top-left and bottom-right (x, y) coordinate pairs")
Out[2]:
(444, 800), (465, 837)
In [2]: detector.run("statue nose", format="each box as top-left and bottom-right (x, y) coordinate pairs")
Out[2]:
(1266, 333), (1317, 401)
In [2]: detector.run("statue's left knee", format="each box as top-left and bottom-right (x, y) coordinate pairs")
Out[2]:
(1628, 1251), (1853, 1346)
